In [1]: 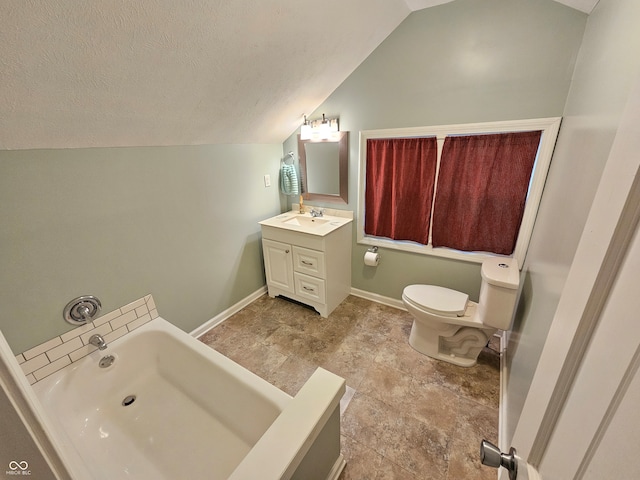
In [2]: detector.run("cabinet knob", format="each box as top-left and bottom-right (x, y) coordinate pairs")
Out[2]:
(285, 249), (290, 253)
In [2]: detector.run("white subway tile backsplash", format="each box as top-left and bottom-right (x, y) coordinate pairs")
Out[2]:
(60, 321), (94, 343)
(110, 310), (138, 330)
(69, 344), (94, 363)
(33, 356), (71, 381)
(104, 326), (128, 344)
(20, 354), (49, 375)
(19, 294), (158, 384)
(46, 337), (83, 362)
(121, 298), (145, 314)
(23, 336), (62, 360)
(146, 295), (156, 312)
(92, 308), (122, 327)
(127, 314), (151, 332)
(135, 305), (149, 317)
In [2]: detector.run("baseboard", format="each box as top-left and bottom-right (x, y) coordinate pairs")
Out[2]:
(190, 286), (268, 338)
(349, 287), (405, 311)
(499, 330), (508, 453)
(191, 286), (402, 339)
(326, 454), (346, 480)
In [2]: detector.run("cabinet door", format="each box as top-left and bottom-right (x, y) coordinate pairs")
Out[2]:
(262, 239), (294, 294)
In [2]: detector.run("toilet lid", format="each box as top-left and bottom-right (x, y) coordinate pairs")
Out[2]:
(404, 285), (469, 317)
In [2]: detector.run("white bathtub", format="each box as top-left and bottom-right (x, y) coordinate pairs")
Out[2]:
(32, 317), (346, 480)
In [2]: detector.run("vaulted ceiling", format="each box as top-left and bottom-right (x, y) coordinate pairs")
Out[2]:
(1, 0), (597, 150)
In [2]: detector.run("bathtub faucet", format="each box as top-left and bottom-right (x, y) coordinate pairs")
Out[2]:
(89, 334), (107, 350)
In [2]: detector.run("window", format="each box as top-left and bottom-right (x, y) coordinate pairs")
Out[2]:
(357, 118), (561, 266)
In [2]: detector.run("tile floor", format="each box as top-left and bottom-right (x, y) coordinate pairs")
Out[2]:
(199, 294), (500, 480)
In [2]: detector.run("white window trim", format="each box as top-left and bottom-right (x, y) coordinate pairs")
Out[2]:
(357, 117), (562, 268)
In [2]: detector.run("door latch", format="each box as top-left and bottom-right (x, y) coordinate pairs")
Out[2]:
(480, 439), (518, 480)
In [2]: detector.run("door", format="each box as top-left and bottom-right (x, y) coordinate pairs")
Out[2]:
(502, 68), (640, 479)
(262, 238), (295, 295)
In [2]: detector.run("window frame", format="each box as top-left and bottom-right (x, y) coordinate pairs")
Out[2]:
(357, 117), (562, 267)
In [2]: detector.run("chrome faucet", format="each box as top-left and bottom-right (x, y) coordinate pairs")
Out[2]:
(88, 333), (107, 350)
(310, 208), (324, 218)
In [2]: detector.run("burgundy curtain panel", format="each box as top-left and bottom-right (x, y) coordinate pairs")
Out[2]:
(365, 137), (438, 244)
(432, 131), (542, 254)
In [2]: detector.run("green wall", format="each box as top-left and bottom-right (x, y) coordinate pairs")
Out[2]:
(1, 0), (590, 354)
(284, 0), (587, 301)
(505, 0), (640, 443)
(0, 144), (283, 353)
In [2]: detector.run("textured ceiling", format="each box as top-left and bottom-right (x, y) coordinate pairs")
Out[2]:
(406, 0), (599, 13)
(1, 0), (597, 150)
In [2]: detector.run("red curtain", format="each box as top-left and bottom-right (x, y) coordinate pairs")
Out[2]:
(365, 137), (438, 244)
(432, 131), (542, 254)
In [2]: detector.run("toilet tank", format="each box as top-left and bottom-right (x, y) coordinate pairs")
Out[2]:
(477, 257), (520, 330)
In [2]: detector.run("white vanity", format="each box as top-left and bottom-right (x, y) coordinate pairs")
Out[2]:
(259, 208), (353, 317)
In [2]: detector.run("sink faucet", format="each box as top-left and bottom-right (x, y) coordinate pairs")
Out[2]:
(88, 333), (107, 350)
(310, 208), (324, 218)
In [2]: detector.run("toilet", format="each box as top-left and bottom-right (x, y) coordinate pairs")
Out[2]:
(402, 257), (520, 367)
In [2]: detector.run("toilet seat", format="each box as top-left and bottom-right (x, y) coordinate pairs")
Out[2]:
(403, 285), (469, 317)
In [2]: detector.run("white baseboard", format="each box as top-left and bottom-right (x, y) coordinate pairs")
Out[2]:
(191, 286), (403, 340)
(326, 454), (346, 480)
(190, 286), (268, 338)
(499, 331), (508, 453)
(349, 287), (406, 311)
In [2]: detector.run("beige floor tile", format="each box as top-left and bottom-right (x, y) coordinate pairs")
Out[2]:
(338, 435), (384, 480)
(199, 294), (500, 479)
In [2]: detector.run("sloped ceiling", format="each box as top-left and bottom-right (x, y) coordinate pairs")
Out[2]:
(407, 0), (598, 13)
(0, 0), (596, 150)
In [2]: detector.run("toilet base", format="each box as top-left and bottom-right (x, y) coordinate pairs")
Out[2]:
(409, 320), (493, 367)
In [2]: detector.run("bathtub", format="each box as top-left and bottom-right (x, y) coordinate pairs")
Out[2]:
(32, 317), (346, 480)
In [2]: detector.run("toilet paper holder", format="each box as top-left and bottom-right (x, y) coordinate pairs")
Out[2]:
(364, 246), (380, 267)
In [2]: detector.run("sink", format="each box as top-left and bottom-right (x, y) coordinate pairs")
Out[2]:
(259, 210), (353, 237)
(282, 216), (330, 228)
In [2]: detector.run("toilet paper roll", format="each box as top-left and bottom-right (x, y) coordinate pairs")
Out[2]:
(364, 251), (380, 266)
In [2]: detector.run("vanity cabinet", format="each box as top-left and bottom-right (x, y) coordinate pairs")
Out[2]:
(260, 213), (352, 318)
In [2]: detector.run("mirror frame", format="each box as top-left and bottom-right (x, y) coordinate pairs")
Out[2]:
(298, 131), (348, 204)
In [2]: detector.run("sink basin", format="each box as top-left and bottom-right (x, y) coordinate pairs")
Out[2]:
(282, 216), (330, 228)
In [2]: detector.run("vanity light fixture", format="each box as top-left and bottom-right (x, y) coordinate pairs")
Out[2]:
(301, 115), (311, 140)
(300, 113), (339, 141)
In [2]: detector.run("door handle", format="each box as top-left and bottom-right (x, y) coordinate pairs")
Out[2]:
(480, 440), (517, 480)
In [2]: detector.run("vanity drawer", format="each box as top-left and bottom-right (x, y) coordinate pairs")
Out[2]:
(294, 272), (326, 304)
(292, 246), (326, 278)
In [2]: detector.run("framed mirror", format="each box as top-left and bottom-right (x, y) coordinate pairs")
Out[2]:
(298, 131), (348, 204)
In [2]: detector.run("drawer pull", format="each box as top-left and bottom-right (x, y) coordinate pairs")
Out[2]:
(303, 286), (315, 292)
(301, 260), (314, 266)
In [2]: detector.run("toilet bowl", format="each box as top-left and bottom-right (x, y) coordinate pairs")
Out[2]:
(402, 257), (519, 367)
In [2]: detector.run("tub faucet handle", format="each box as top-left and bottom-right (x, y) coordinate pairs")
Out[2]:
(77, 305), (91, 321)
